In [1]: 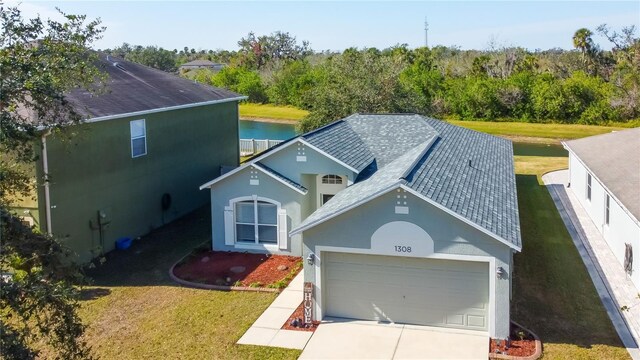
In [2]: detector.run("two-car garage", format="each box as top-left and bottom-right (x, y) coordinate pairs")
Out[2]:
(322, 252), (490, 332)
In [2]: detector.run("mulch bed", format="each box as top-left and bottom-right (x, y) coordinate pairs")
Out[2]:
(281, 302), (319, 332)
(172, 250), (301, 288)
(489, 323), (537, 357)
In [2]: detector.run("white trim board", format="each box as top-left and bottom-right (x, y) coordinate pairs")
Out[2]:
(252, 163), (308, 195)
(312, 246), (496, 337)
(200, 138), (360, 190)
(84, 96), (247, 124)
(291, 182), (521, 252)
(35, 96), (247, 131)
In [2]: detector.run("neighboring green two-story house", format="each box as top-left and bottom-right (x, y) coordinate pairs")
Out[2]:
(15, 55), (244, 263)
(200, 114), (522, 339)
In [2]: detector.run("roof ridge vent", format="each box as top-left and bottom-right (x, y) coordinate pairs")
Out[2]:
(113, 62), (128, 72)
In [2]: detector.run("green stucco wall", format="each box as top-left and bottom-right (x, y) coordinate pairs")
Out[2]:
(35, 101), (239, 262)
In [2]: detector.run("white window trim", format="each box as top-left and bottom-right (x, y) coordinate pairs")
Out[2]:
(130, 119), (147, 158)
(604, 193), (610, 226)
(228, 196), (284, 248)
(321, 174), (343, 185)
(586, 173), (592, 201)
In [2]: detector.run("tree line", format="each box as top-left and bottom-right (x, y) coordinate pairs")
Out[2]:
(107, 27), (640, 131)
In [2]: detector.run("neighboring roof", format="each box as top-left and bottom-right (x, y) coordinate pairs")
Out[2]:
(291, 114), (522, 250)
(179, 59), (222, 67)
(65, 54), (243, 119)
(253, 162), (308, 195)
(303, 120), (375, 173)
(564, 128), (640, 221)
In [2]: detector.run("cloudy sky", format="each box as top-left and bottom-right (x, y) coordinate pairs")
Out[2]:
(8, 1), (640, 51)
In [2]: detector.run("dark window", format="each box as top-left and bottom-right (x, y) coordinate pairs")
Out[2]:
(322, 194), (334, 205)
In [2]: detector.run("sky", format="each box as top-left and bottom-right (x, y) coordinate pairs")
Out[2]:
(8, 1), (640, 52)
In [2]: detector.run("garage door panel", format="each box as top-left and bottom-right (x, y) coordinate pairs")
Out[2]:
(324, 253), (489, 332)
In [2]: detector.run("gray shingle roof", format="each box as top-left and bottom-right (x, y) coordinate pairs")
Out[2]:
(303, 120), (375, 172)
(254, 162), (308, 194)
(564, 128), (640, 221)
(299, 140), (434, 227)
(346, 114), (440, 167)
(65, 54), (243, 119)
(407, 118), (521, 247)
(292, 114), (522, 249)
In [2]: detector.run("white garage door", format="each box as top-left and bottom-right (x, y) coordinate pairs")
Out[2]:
(324, 252), (489, 331)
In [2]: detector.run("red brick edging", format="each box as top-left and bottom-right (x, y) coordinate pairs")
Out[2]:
(489, 321), (543, 360)
(168, 255), (281, 293)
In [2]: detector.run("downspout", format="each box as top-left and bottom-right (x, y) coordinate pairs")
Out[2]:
(41, 131), (52, 235)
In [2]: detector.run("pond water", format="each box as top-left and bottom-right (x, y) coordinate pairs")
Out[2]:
(239, 120), (568, 158)
(512, 142), (567, 157)
(239, 120), (297, 140)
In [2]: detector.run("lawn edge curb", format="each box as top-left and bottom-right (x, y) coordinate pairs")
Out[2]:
(168, 255), (281, 293)
(489, 321), (542, 360)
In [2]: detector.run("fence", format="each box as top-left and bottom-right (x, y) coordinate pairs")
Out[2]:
(240, 139), (284, 156)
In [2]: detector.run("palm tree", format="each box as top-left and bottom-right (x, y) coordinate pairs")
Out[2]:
(573, 28), (595, 68)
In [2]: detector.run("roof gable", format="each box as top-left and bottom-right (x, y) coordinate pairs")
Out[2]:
(290, 114), (521, 249)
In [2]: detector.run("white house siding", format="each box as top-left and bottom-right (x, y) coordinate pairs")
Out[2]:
(569, 153), (640, 289)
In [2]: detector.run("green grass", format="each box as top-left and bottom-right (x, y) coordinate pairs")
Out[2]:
(513, 156), (629, 359)
(239, 103), (309, 121)
(79, 207), (300, 360)
(450, 120), (625, 141)
(78, 156), (629, 359)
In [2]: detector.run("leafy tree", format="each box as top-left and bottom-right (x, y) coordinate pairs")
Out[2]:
(237, 31), (311, 70)
(1, 5), (104, 358)
(267, 60), (315, 108)
(597, 24), (640, 119)
(298, 49), (416, 132)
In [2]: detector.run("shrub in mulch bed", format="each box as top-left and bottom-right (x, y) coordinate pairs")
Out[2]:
(281, 302), (319, 332)
(490, 322), (540, 359)
(172, 250), (302, 289)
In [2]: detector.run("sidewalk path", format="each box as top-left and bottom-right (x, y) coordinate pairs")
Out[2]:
(543, 170), (640, 360)
(237, 272), (312, 350)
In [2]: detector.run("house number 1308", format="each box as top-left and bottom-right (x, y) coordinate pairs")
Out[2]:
(394, 246), (412, 253)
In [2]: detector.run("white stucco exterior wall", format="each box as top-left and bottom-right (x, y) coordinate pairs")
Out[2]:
(568, 153), (640, 289)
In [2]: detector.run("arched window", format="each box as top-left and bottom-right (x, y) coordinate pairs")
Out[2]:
(234, 199), (278, 244)
(321, 174), (343, 185)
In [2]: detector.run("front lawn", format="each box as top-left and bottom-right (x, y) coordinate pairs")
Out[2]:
(78, 151), (630, 359)
(513, 155), (629, 359)
(79, 207), (300, 359)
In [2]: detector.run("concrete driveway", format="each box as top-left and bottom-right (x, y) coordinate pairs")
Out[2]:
(299, 318), (489, 360)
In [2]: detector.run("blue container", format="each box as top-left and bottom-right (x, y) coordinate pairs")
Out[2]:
(116, 237), (132, 250)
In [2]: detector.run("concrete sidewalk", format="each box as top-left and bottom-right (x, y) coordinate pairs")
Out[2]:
(544, 170), (640, 360)
(237, 272), (312, 350)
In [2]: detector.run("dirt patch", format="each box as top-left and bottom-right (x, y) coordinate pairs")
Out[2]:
(172, 250), (301, 288)
(490, 323), (538, 358)
(281, 302), (319, 332)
